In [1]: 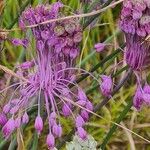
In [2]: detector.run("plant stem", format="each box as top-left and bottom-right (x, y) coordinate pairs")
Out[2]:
(100, 99), (133, 149)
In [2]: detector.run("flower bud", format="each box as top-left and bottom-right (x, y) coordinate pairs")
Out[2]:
(75, 115), (85, 127)
(100, 75), (112, 97)
(3, 103), (11, 114)
(52, 124), (62, 137)
(34, 116), (43, 135)
(73, 32), (82, 43)
(77, 127), (87, 140)
(78, 88), (87, 101)
(0, 113), (7, 126)
(133, 86), (143, 110)
(80, 110), (89, 122)
(22, 112), (29, 124)
(49, 112), (56, 126)
(86, 101), (93, 111)
(2, 118), (15, 138)
(46, 133), (55, 149)
(62, 104), (72, 117)
(94, 43), (106, 52)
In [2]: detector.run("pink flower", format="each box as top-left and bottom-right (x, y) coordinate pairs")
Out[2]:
(77, 127), (87, 140)
(46, 133), (55, 149)
(100, 75), (112, 97)
(22, 112), (29, 124)
(94, 43), (106, 52)
(34, 116), (43, 135)
(2, 118), (15, 138)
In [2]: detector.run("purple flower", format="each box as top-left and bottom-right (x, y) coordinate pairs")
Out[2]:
(3, 103), (11, 114)
(46, 133), (55, 149)
(0, 113), (7, 126)
(80, 110), (89, 122)
(22, 112), (29, 124)
(34, 116), (43, 135)
(11, 38), (28, 48)
(75, 115), (85, 127)
(133, 86), (143, 110)
(100, 75), (112, 97)
(62, 103), (72, 117)
(77, 127), (87, 140)
(1, 3), (97, 148)
(94, 43), (106, 52)
(120, 0), (150, 71)
(2, 118), (15, 138)
(52, 124), (62, 137)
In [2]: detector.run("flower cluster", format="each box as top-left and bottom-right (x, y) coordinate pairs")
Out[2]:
(120, 0), (150, 110)
(0, 2), (96, 149)
(120, 0), (150, 71)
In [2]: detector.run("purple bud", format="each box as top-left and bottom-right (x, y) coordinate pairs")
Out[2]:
(133, 86), (143, 110)
(94, 43), (106, 52)
(142, 93), (150, 104)
(19, 19), (25, 30)
(49, 112), (56, 126)
(46, 133), (55, 149)
(15, 117), (21, 128)
(86, 101), (93, 111)
(34, 116), (43, 135)
(80, 110), (89, 121)
(2, 118), (15, 138)
(19, 61), (34, 70)
(22, 112), (29, 124)
(41, 30), (49, 40)
(0, 113), (7, 126)
(70, 48), (78, 59)
(62, 104), (72, 117)
(52, 124), (62, 137)
(100, 75), (112, 97)
(73, 32), (82, 43)
(64, 23), (76, 34)
(11, 38), (28, 48)
(9, 105), (19, 114)
(143, 84), (150, 94)
(3, 103), (11, 114)
(77, 127), (87, 140)
(76, 100), (86, 106)
(132, 10), (142, 20)
(75, 115), (85, 127)
(78, 88), (87, 101)
(37, 40), (44, 51)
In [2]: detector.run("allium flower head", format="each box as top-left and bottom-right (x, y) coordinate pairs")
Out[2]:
(120, 0), (150, 71)
(120, 0), (150, 110)
(0, 2), (96, 148)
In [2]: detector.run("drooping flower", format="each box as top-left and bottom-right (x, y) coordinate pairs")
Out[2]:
(94, 42), (106, 53)
(120, 0), (150, 109)
(100, 75), (113, 97)
(34, 116), (43, 135)
(0, 113), (7, 126)
(2, 118), (15, 138)
(0, 2), (99, 148)
(46, 133), (55, 149)
(120, 0), (150, 71)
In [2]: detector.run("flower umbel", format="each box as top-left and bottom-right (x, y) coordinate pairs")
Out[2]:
(1, 2), (96, 149)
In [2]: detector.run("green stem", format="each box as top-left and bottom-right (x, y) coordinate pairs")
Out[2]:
(100, 99), (133, 150)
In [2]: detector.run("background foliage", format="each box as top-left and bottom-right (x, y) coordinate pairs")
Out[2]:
(0, 0), (150, 149)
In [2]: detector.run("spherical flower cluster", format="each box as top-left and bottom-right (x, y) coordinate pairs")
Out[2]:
(0, 2), (94, 149)
(120, 0), (150, 71)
